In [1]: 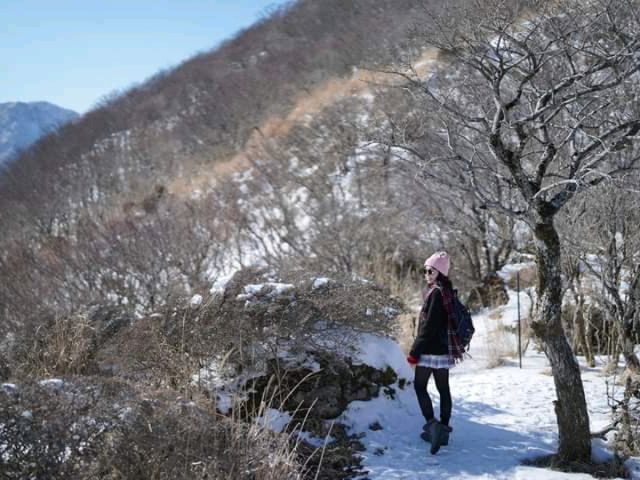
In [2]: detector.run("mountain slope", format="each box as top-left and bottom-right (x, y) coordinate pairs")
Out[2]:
(0, 101), (78, 166)
(0, 0), (532, 335)
(0, 0), (431, 213)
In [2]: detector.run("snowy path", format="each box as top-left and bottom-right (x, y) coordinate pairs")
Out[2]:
(339, 289), (636, 480)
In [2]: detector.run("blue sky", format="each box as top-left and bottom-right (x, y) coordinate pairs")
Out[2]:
(1, 0), (287, 114)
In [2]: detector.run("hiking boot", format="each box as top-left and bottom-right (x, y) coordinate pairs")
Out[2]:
(422, 421), (452, 446)
(421, 420), (437, 442)
(439, 425), (452, 446)
(429, 422), (451, 454)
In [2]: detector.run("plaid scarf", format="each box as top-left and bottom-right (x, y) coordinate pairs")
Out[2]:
(438, 282), (465, 364)
(423, 282), (465, 364)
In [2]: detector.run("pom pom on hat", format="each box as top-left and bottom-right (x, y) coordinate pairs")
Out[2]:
(424, 251), (450, 277)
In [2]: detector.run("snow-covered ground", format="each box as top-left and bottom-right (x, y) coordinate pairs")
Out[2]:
(337, 285), (638, 480)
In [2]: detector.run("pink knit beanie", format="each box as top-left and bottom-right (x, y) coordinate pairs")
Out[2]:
(424, 251), (450, 277)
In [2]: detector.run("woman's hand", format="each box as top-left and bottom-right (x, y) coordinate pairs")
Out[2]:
(406, 355), (419, 365)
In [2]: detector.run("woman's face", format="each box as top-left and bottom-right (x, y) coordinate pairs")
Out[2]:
(424, 267), (438, 283)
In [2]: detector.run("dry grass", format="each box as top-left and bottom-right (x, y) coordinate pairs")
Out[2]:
(366, 252), (421, 302)
(506, 264), (538, 290)
(395, 312), (419, 354)
(14, 313), (97, 377)
(248, 47), (440, 140)
(485, 318), (519, 369)
(230, 372), (335, 479)
(363, 251), (421, 351)
(603, 359), (623, 377)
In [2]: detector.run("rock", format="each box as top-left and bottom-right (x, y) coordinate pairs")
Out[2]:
(369, 421), (383, 431)
(247, 351), (398, 433)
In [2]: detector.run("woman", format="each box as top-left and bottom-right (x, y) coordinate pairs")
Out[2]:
(406, 251), (464, 454)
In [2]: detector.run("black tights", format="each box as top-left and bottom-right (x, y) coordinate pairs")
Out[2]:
(414, 366), (452, 426)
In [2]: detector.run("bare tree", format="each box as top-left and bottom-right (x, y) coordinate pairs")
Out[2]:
(397, 170), (522, 306)
(561, 254), (597, 367)
(562, 178), (640, 372)
(386, 0), (640, 463)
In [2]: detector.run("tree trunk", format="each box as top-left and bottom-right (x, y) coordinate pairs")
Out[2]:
(621, 314), (640, 374)
(573, 293), (595, 368)
(531, 220), (591, 463)
(622, 337), (640, 374)
(609, 322), (621, 366)
(584, 319), (596, 369)
(570, 307), (580, 352)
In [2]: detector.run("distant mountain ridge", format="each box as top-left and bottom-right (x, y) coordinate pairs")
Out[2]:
(0, 101), (78, 166)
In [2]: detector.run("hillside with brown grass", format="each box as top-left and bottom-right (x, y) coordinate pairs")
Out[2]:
(0, 0), (547, 337)
(0, 0), (471, 331)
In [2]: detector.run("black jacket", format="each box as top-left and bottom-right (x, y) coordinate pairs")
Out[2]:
(410, 288), (448, 357)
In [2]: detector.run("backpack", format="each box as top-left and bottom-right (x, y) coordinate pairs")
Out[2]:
(452, 290), (475, 350)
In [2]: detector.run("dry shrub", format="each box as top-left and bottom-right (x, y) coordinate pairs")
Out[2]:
(8, 267), (404, 392)
(8, 304), (200, 391)
(0, 378), (305, 480)
(0, 378), (133, 480)
(603, 359), (622, 377)
(151, 267), (406, 377)
(365, 251), (421, 304)
(466, 274), (509, 310)
(485, 319), (519, 369)
(1, 268), (403, 479)
(98, 399), (301, 480)
(92, 313), (200, 391)
(12, 312), (97, 377)
(394, 312), (420, 354)
(506, 264), (537, 290)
